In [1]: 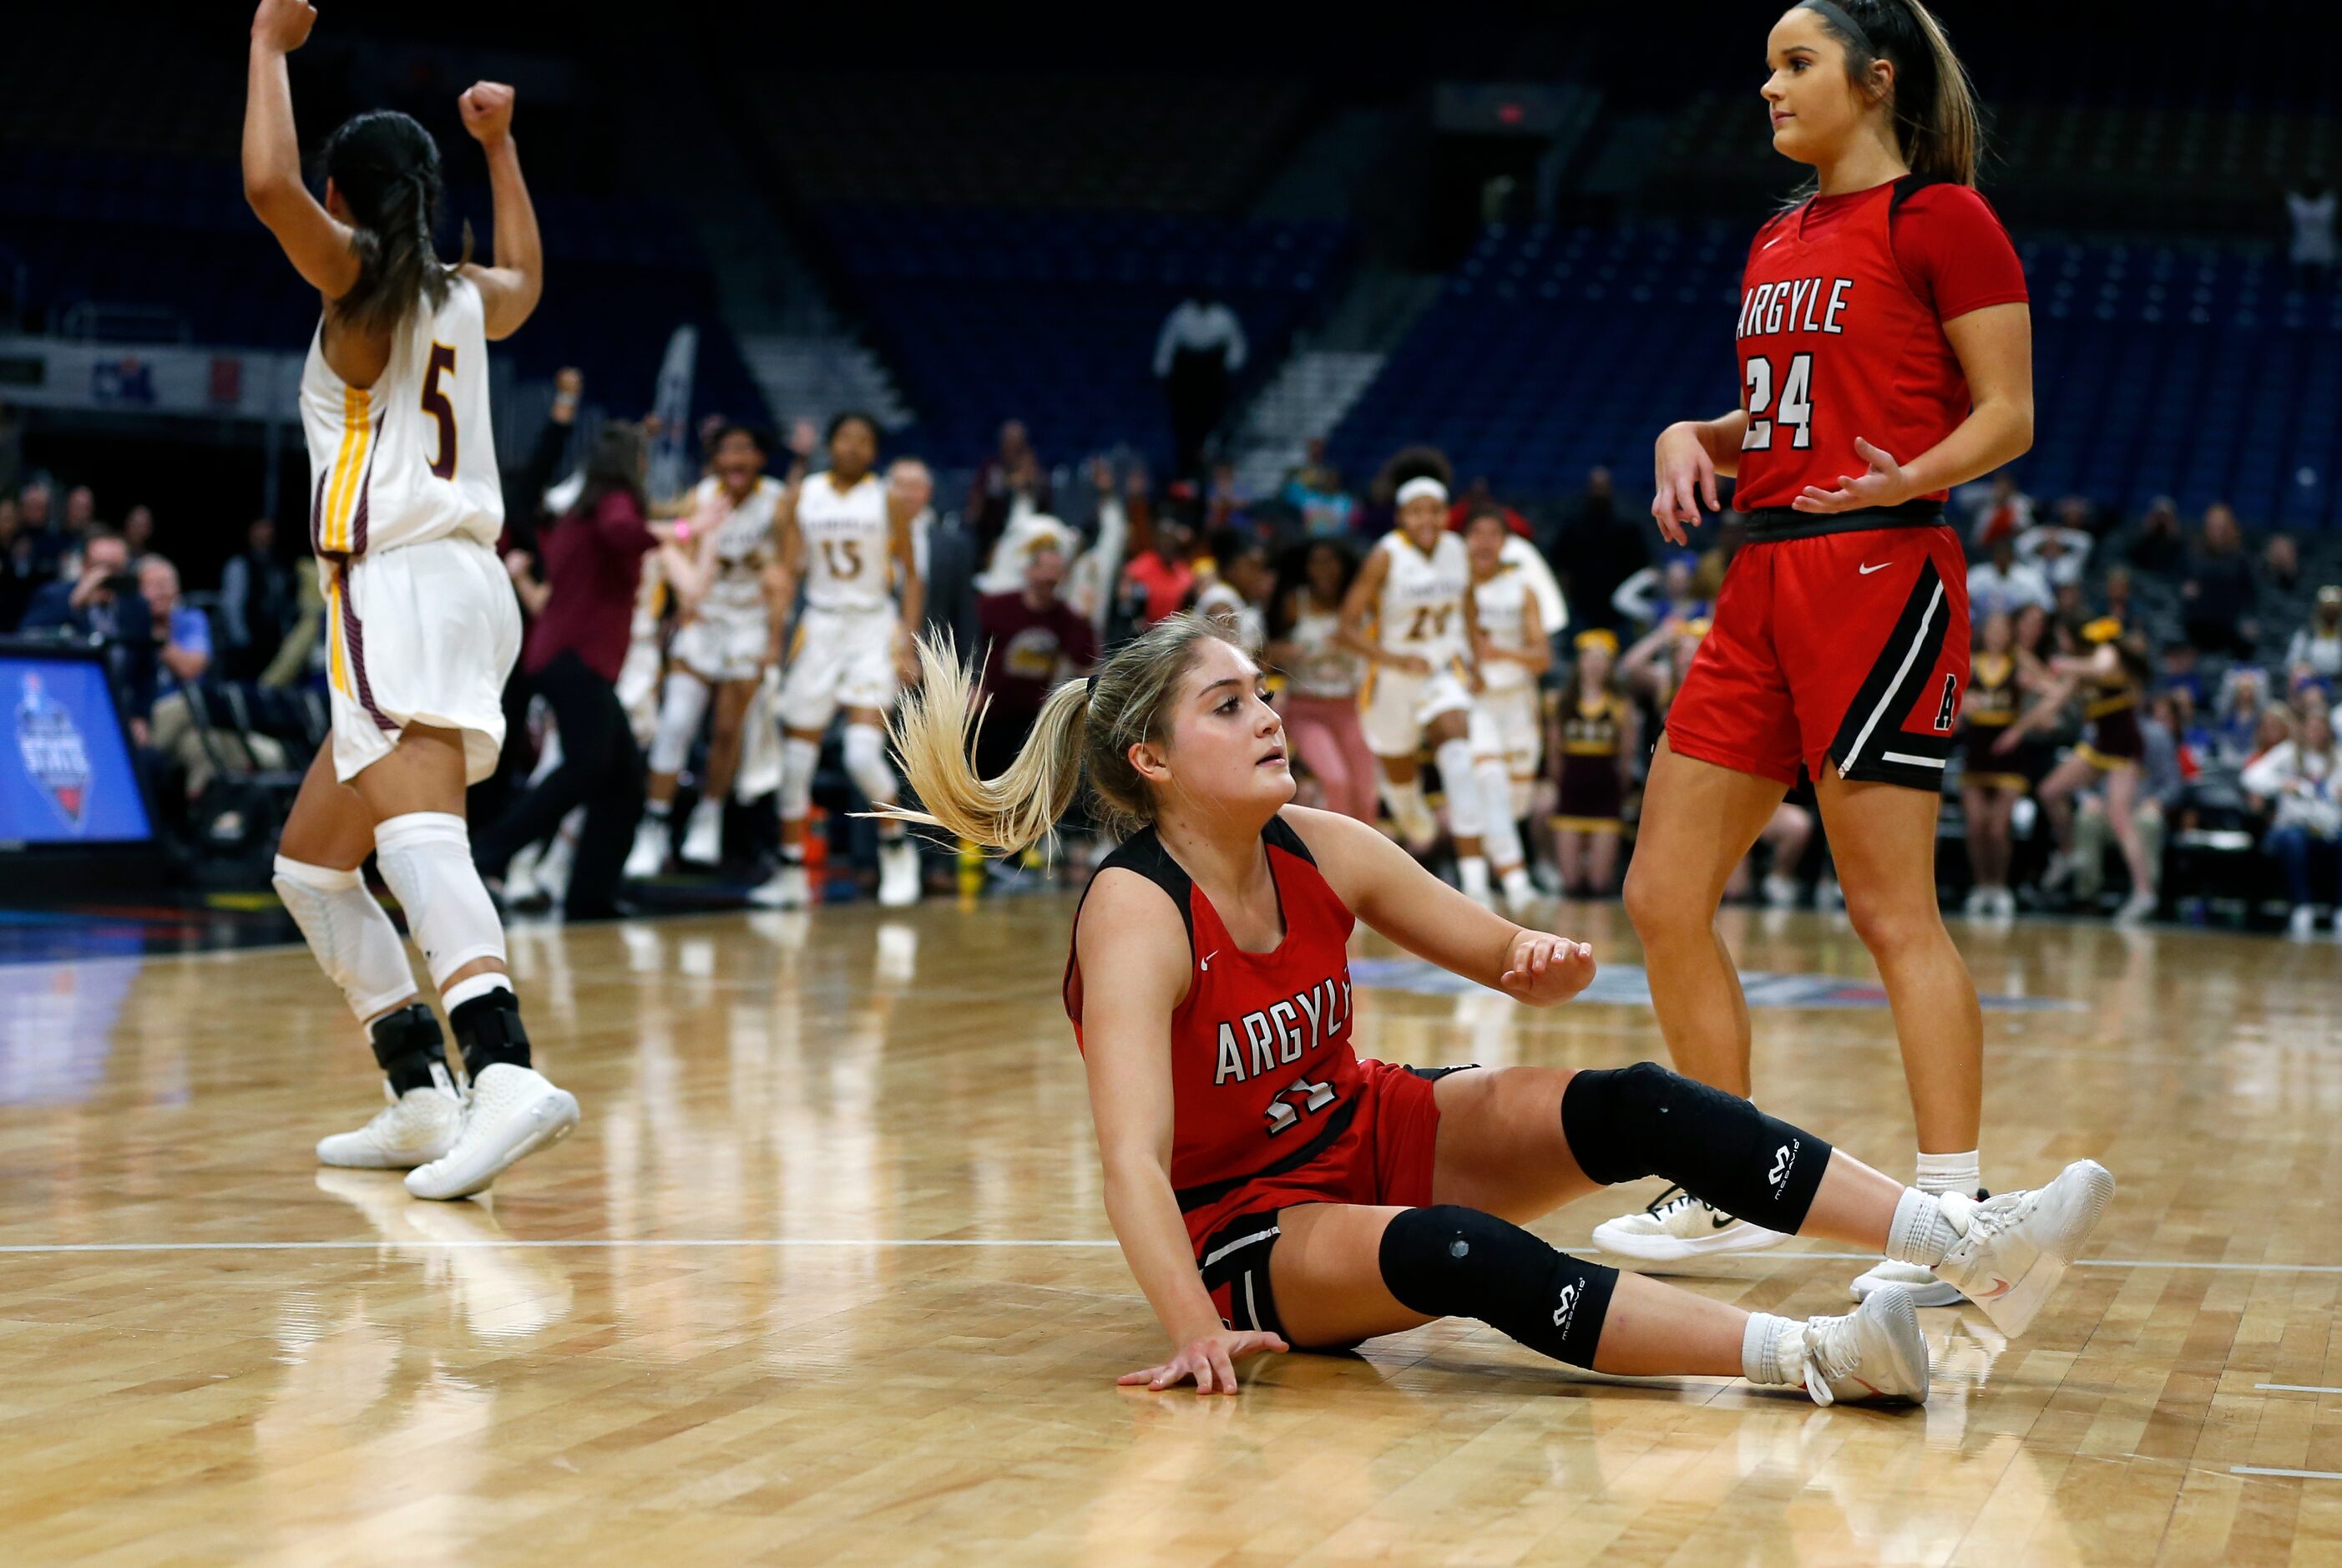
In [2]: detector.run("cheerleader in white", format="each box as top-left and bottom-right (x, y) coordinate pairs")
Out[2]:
(245, 0), (571, 1200)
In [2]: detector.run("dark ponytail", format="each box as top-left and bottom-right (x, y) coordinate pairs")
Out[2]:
(1802, 0), (1981, 187)
(319, 110), (473, 336)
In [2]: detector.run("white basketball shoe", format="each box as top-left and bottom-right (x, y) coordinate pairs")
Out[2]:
(1750, 1287), (1931, 1406)
(678, 797), (724, 867)
(750, 860), (811, 909)
(877, 837), (922, 908)
(317, 1072), (464, 1170)
(624, 815), (668, 880)
(1849, 1256), (1965, 1308)
(1591, 1185), (1791, 1264)
(1930, 1160), (2116, 1338)
(404, 1064), (580, 1201)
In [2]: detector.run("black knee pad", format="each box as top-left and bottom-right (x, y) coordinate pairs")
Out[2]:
(1378, 1206), (1617, 1369)
(368, 1003), (449, 1096)
(1561, 1062), (1830, 1230)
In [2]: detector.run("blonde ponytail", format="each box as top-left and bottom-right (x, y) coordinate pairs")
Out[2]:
(876, 612), (1241, 854)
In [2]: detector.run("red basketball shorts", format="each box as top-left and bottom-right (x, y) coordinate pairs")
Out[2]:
(1186, 1059), (1456, 1338)
(1666, 524), (1970, 791)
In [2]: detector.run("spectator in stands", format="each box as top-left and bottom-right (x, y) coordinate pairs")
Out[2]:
(1195, 533), (1271, 655)
(18, 481), (64, 578)
(2123, 496), (2186, 576)
(973, 543), (1098, 783)
(139, 557), (210, 694)
(1154, 293), (1247, 480)
(2101, 564), (2136, 628)
(18, 528), (156, 741)
(2216, 665), (2274, 768)
(2181, 502), (2259, 657)
(2288, 180), (2336, 293)
(2243, 707), (2342, 938)
(218, 517), (296, 680)
(1960, 471), (2035, 548)
(2050, 493), (2102, 539)
(0, 496), (32, 631)
(1284, 458), (1357, 539)
(1966, 534), (2054, 620)
(1119, 515), (1196, 630)
(2016, 514), (2092, 589)
(1554, 467), (1646, 636)
(1611, 554), (1705, 636)
(2289, 584), (2342, 684)
(474, 422), (675, 920)
(55, 485), (98, 578)
(120, 505), (155, 569)
(2160, 639), (2208, 708)
(2264, 531), (2302, 594)
(969, 419), (1051, 549)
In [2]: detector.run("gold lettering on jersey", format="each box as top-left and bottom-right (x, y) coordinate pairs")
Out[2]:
(1210, 975), (1351, 1085)
(1737, 277), (1854, 339)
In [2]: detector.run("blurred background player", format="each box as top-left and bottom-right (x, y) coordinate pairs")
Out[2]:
(754, 412), (927, 909)
(2017, 617), (2159, 922)
(630, 424), (786, 875)
(1551, 629), (1637, 898)
(1463, 504), (1550, 912)
(1266, 539), (1376, 825)
(243, 0), (574, 1201)
(1338, 468), (1487, 894)
(1960, 609), (2041, 917)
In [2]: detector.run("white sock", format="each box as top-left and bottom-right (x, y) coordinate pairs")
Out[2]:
(1884, 1187), (1959, 1267)
(1916, 1150), (1981, 1199)
(643, 798), (670, 822)
(1742, 1312), (1795, 1385)
(1456, 854), (1490, 899)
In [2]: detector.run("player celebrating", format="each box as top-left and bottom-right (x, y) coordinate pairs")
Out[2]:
(1597, 0), (2033, 1302)
(877, 614), (2111, 1399)
(753, 412), (927, 910)
(1337, 468), (1489, 896)
(629, 425), (787, 875)
(1462, 505), (1550, 913)
(2012, 617), (2158, 922)
(244, 0), (574, 1198)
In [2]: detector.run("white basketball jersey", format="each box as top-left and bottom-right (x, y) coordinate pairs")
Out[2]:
(797, 471), (894, 613)
(1283, 603), (1363, 700)
(1373, 530), (1470, 664)
(300, 276), (501, 560)
(691, 474), (784, 615)
(1473, 568), (1535, 692)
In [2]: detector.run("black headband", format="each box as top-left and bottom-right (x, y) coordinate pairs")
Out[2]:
(1085, 673), (1099, 702)
(1801, 0), (1872, 50)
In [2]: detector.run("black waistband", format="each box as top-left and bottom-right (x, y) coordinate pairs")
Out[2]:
(1175, 1095), (1360, 1213)
(1738, 500), (1946, 542)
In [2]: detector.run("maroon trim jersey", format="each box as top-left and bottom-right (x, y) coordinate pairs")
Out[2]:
(1064, 815), (1363, 1212)
(1731, 179), (2027, 513)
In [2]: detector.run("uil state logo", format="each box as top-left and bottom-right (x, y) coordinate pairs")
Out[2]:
(16, 673), (93, 832)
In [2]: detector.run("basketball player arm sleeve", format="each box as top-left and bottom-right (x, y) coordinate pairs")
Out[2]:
(1077, 875), (1229, 1347)
(1286, 806), (1593, 1004)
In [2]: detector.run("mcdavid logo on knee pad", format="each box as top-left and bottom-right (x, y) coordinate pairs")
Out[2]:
(1767, 1139), (1800, 1197)
(1551, 1279), (1581, 1334)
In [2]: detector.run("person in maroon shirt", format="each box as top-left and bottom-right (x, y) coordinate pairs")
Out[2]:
(475, 422), (679, 916)
(975, 544), (1099, 781)
(1609, 0), (2034, 1299)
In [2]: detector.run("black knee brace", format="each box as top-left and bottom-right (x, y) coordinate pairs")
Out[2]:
(1561, 1061), (1830, 1231)
(449, 989), (532, 1078)
(369, 1003), (450, 1096)
(1378, 1206), (1618, 1369)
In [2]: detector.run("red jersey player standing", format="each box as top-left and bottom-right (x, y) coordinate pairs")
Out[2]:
(873, 613), (2108, 1399)
(1596, 0), (2035, 1309)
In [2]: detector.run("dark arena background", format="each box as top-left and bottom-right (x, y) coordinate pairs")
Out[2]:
(2, 2), (2340, 1560)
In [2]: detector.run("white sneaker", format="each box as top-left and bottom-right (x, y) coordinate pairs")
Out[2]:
(624, 815), (668, 879)
(2041, 852), (2075, 892)
(1992, 887), (2018, 919)
(404, 1063), (580, 1201)
(2113, 888), (2156, 926)
(1932, 1160), (2116, 1338)
(678, 798), (723, 866)
(1456, 854), (1491, 904)
(750, 861), (810, 909)
(504, 843), (544, 908)
(1783, 1287), (1931, 1407)
(317, 1076), (464, 1169)
(877, 837), (922, 908)
(1590, 1186), (1791, 1264)
(1849, 1254), (1965, 1308)
(1763, 873), (1799, 909)
(1962, 887), (1990, 918)
(1500, 867), (1535, 916)
(2290, 905), (2318, 941)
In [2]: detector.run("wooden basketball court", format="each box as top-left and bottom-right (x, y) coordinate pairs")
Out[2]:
(1, 896), (2337, 1562)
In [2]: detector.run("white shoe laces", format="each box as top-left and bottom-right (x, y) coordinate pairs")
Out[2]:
(1794, 1314), (1861, 1408)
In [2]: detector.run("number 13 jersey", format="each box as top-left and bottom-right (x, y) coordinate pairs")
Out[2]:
(300, 275), (503, 562)
(1729, 178), (2024, 514)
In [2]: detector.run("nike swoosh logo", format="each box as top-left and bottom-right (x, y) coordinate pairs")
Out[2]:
(1200, 951), (1218, 971)
(1978, 1277), (2012, 1298)
(1762, 236), (1784, 250)
(1711, 1212), (1738, 1230)
(1859, 562), (1891, 575)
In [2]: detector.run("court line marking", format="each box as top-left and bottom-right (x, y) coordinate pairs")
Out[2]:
(2254, 1383), (2342, 1394)
(1590, 1247), (2342, 1274)
(2231, 1465), (2342, 1480)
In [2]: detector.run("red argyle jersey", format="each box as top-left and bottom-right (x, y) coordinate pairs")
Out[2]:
(1730, 179), (2026, 513)
(1065, 815), (1363, 1211)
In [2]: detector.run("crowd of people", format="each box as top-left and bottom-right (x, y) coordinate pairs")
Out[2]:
(5, 418), (2339, 936)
